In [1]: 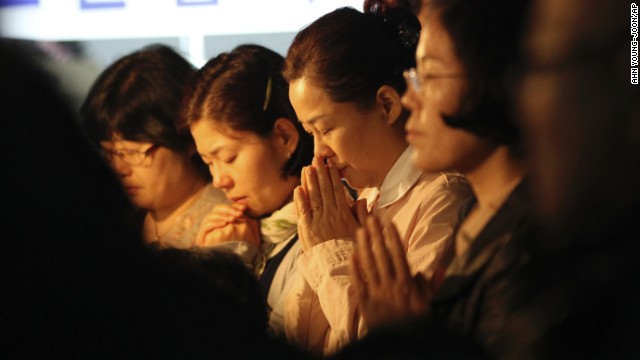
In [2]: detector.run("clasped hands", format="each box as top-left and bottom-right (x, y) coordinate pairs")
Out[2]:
(295, 156), (432, 329)
(294, 156), (367, 251)
(350, 216), (433, 330)
(195, 202), (261, 248)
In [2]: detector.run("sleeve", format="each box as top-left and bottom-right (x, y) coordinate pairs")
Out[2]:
(285, 176), (472, 356)
(404, 177), (473, 277)
(284, 238), (363, 356)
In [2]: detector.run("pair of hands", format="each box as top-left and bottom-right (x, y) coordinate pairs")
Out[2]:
(197, 154), (362, 249)
(294, 156), (368, 251)
(296, 156), (431, 329)
(196, 154), (360, 249)
(350, 215), (433, 330)
(195, 202), (261, 248)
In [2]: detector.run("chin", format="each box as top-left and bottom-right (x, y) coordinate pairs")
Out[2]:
(245, 206), (269, 219)
(412, 152), (443, 173)
(412, 157), (432, 172)
(131, 199), (150, 210)
(244, 208), (259, 219)
(409, 149), (426, 168)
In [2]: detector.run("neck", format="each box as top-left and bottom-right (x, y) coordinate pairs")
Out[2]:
(257, 177), (300, 220)
(374, 139), (408, 189)
(465, 145), (526, 210)
(154, 177), (207, 222)
(146, 175), (207, 243)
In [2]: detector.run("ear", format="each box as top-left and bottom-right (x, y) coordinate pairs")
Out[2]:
(272, 118), (300, 157)
(376, 85), (404, 126)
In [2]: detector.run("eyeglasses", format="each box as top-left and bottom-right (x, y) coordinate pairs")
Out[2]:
(403, 67), (465, 93)
(100, 145), (159, 166)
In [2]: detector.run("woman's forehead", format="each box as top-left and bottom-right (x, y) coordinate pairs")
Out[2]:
(193, 120), (263, 153)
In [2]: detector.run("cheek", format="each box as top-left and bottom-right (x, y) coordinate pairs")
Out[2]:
(417, 83), (467, 136)
(236, 153), (281, 192)
(330, 123), (372, 164)
(328, 134), (350, 158)
(426, 81), (466, 115)
(145, 154), (189, 196)
(139, 168), (171, 201)
(414, 128), (465, 171)
(246, 162), (291, 214)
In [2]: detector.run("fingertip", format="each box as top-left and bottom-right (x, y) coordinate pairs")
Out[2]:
(232, 202), (247, 211)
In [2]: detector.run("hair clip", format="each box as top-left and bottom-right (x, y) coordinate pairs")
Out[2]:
(369, 2), (381, 15)
(397, 19), (420, 48)
(262, 76), (272, 111)
(377, 10), (420, 48)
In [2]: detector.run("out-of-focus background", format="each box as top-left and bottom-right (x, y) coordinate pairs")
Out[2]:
(0, 0), (362, 110)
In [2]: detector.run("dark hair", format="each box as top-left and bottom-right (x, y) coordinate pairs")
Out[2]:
(150, 248), (268, 333)
(79, 44), (209, 177)
(181, 44), (313, 178)
(425, 0), (533, 152)
(81, 44), (195, 148)
(283, 0), (420, 110)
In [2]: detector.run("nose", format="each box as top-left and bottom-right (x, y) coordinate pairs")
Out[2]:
(111, 158), (132, 177)
(313, 137), (335, 161)
(211, 164), (233, 190)
(401, 86), (422, 113)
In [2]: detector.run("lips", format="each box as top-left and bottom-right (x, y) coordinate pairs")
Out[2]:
(405, 128), (424, 143)
(228, 196), (248, 205)
(123, 186), (140, 195)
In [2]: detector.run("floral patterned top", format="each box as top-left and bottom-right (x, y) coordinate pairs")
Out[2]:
(156, 186), (228, 249)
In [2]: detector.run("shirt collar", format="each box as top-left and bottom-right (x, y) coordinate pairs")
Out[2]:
(362, 146), (423, 210)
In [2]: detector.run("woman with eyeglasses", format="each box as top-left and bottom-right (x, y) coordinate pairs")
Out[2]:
(345, 0), (535, 357)
(80, 44), (227, 249)
(282, 0), (473, 355)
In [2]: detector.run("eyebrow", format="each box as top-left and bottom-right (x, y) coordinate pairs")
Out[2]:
(199, 144), (226, 158)
(299, 114), (330, 126)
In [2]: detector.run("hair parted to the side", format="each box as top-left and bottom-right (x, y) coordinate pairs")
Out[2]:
(181, 44), (313, 178)
(81, 44), (195, 151)
(283, 0), (420, 110)
(424, 0), (533, 154)
(80, 44), (209, 178)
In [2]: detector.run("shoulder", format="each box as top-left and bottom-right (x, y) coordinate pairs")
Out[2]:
(413, 172), (473, 202)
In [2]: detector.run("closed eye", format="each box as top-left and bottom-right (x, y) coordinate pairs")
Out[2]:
(300, 123), (315, 136)
(222, 156), (237, 164)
